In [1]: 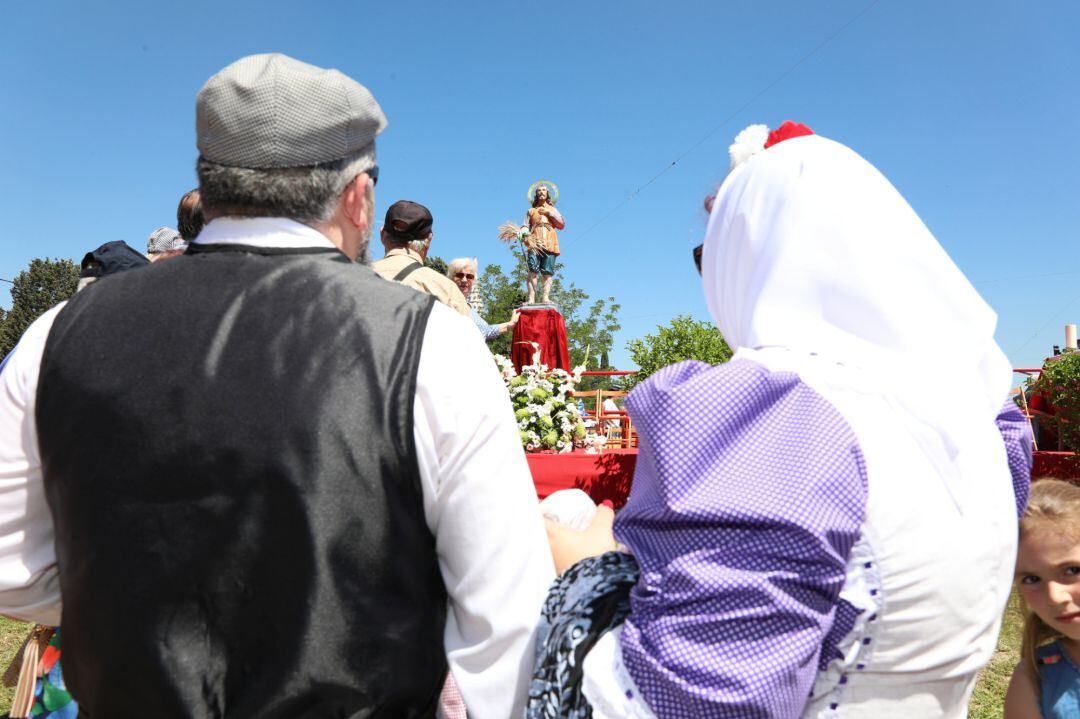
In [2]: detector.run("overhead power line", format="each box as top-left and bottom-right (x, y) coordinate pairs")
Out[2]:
(572, 0), (883, 243)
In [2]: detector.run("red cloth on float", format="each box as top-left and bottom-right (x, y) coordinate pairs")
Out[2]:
(511, 308), (571, 372)
(526, 449), (637, 508)
(1032, 453), (1080, 482)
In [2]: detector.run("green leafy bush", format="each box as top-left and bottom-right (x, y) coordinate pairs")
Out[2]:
(1027, 350), (1080, 453)
(624, 315), (732, 391)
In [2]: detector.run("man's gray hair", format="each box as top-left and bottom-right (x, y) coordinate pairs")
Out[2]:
(197, 150), (374, 225)
(384, 234), (431, 255)
(407, 237), (431, 254)
(446, 257), (478, 279)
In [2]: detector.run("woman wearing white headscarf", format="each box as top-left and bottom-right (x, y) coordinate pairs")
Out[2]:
(533, 122), (1031, 719)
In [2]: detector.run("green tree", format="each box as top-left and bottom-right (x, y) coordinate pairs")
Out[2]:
(0, 258), (80, 360)
(477, 247), (621, 389)
(1026, 350), (1080, 453)
(623, 314), (732, 390)
(423, 255), (448, 276)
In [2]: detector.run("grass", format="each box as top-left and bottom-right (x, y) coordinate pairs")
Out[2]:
(0, 597), (1025, 716)
(969, 589), (1024, 719)
(0, 615), (30, 713)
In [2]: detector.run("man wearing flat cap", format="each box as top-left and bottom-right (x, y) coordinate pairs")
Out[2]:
(372, 200), (470, 316)
(0, 53), (552, 718)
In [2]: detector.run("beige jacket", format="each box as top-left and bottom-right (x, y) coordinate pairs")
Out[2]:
(372, 248), (470, 316)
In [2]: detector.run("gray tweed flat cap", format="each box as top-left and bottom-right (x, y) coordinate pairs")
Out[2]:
(196, 53), (387, 169)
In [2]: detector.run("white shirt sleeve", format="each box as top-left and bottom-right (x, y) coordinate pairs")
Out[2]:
(414, 302), (555, 719)
(0, 303), (65, 624)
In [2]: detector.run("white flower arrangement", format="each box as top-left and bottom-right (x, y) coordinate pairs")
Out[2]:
(495, 344), (604, 454)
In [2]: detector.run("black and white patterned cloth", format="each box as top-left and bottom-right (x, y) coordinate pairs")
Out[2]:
(528, 551), (640, 719)
(146, 226), (187, 254)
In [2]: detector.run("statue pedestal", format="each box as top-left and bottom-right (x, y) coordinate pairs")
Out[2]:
(511, 306), (571, 373)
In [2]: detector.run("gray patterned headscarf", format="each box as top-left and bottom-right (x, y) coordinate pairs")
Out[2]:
(146, 227), (188, 255)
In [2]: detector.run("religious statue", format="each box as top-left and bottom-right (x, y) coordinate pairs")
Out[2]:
(499, 180), (565, 305)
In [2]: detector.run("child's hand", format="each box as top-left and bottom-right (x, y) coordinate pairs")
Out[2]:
(544, 502), (618, 574)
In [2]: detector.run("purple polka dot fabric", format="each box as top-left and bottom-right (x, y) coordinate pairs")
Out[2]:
(817, 597), (860, 672)
(614, 359), (869, 718)
(995, 398), (1032, 517)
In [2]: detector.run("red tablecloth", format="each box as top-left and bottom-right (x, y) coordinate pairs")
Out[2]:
(527, 449), (637, 508)
(511, 308), (570, 372)
(1033, 451), (1080, 482)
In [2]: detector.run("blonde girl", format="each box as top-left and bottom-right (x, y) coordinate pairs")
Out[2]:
(1005, 479), (1080, 718)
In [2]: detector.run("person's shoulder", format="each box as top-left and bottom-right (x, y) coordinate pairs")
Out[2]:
(627, 358), (791, 406)
(416, 266), (454, 284)
(626, 357), (851, 443)
(1003, 656), (1041, 719)
(21, 302), (69, 343)
(369, 255), (398, 273)
(0, 302), (68, 379)
(416, 268), (467, 300)
(1036, 640), (1069, 665)
(425, 300), (474, 332)
(417, 302), (498, 390)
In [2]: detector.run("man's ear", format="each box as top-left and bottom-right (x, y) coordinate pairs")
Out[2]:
(342, 173), (371, 230)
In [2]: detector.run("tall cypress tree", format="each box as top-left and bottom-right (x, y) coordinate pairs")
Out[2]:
(0, 258), (80, 360)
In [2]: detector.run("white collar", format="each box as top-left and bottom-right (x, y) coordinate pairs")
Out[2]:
(194, 217), (338, 250)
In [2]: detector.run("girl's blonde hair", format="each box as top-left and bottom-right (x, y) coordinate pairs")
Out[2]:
(1019, 479), (1080, 680)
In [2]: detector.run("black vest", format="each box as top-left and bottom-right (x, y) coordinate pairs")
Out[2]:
(36, 245), (447, 718)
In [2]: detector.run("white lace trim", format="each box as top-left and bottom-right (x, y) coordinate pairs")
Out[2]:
(807, 535), (882, 713)
(581, 626), (658, 719)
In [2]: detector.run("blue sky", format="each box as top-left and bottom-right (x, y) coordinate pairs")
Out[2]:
(2, 1), (1077, 372)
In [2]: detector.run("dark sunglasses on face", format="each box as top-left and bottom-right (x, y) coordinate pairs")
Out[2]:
(692, 244), (703, 275)
(365, 165), (379, 186)
(454, 272), (476, 281)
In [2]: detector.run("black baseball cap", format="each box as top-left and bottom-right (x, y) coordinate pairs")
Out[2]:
(80, 241), (150, 278)
(383, 200), (433, 241)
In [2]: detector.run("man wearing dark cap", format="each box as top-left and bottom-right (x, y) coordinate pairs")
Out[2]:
(0, 53), (552, 718)
(77, 239), (150, 289)
(372, 200), (470, 316)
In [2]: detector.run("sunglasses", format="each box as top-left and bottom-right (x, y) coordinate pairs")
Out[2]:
(692, 244), (703, 275)
(454, 272), (476, 281)
(355, 165), (379, 187)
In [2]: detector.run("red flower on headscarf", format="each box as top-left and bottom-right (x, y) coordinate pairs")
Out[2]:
(764, 121), (814, 149)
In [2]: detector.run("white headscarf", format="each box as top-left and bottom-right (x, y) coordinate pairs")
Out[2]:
(702, 133), (1011, 502)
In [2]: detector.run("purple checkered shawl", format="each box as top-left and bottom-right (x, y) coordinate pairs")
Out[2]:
(614, 359), (868, 717)
(995, 399), (1032, 517)
(612, 359), (1032, 718)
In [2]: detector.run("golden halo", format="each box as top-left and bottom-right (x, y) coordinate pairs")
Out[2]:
(528, 180), (559, 205)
